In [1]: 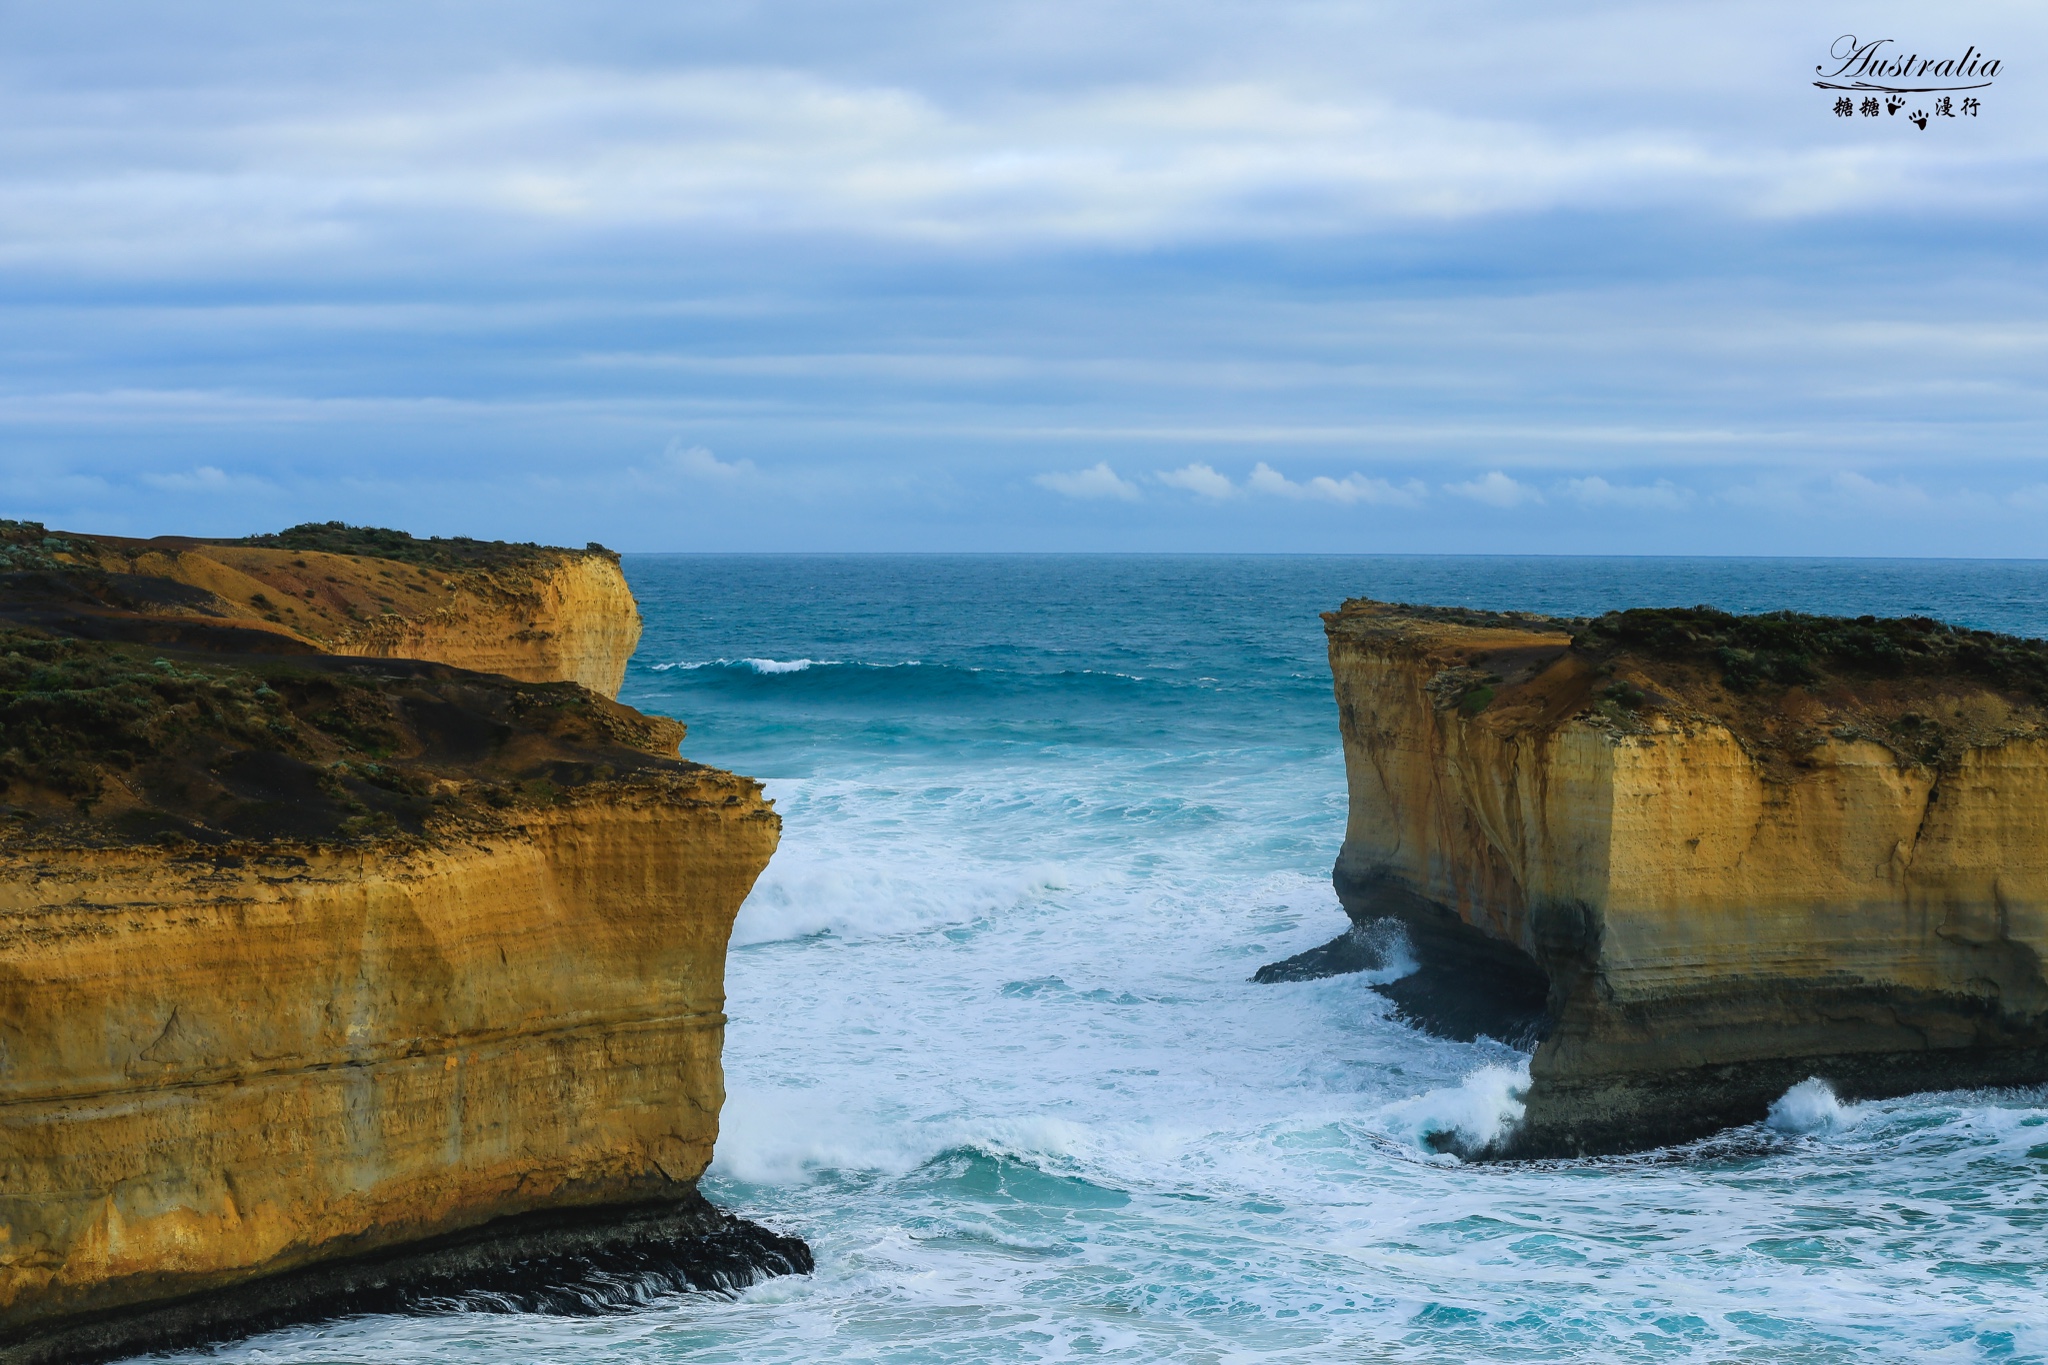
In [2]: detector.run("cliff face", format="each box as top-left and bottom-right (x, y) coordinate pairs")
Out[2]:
(2, 521), (642, 698)
(323, 551), (642, 696)
(0, 525), (797, 1361)
(0, 777), (775, 1339)
(1324, 600), (2048, 1156)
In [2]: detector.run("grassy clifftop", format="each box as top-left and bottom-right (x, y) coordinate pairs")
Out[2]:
(0, 520), (671, 848)
(0, 626), (689, 849)
(1330, 598), (2048, 774)
(227, 521), (616, 571)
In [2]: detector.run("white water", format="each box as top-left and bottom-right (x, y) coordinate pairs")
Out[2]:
(145, 556), (2048, 1365)
(170, 753), (2048, 1365)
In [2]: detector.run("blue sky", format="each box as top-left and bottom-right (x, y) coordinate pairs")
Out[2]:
(1, 1), (2043, 553)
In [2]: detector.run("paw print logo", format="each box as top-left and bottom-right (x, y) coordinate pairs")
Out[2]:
(1885, 95), (1905, 115)
(1908, 109), (1928, 129)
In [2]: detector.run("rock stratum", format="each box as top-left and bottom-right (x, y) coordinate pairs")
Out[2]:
(0, 523), (803, 1364)
(1315, 598), (2048, 1158)
(0, 520), (641, 698)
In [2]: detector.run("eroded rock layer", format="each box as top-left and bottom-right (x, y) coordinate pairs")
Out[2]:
(0, 527), (793, 1361)
(1325, 599), (2048, 1157)
(0, 521), (641, 697)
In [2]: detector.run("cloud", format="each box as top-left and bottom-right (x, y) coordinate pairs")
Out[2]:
(1155, 462), (1237, 499)
(663, 442), (758, 481)
(1243, 461), (1424, 506)
(140, 464), (275, 494)
(1035, 462), (1139, 501)
(1443, 471), (1542, 508)
(1826, 470), (1932, 515)
(1713, 470), (2012, 520)
(618, 441), (766, 496)
(1563, 476), (1692, 510)
(0, 6), (2042, 555)
(6, 2), (2044, 276)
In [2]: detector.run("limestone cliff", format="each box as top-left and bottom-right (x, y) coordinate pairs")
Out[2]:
(1, 521), (641, 697)
(0, 532), (801, 1363)
(1320, 599), (2048, 1157)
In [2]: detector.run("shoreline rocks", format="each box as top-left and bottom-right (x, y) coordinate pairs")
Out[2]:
(4, 1192), (812, 1365)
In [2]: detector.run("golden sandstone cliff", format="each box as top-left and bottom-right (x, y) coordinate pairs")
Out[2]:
(1316, 599), (2048, 1157)
(6, 521), (641, 697)
(0, 522), (798, 1364)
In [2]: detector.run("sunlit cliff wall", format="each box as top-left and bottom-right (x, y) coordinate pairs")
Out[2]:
(0, 525), (793, 1361)
(1326, 600), (2048, 1156)
(0, 776), (778, 1344)
(44, 533), (642, 697)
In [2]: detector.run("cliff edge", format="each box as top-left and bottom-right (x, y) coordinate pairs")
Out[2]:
(0, 527), (802, 1363)
(0, 521), (641, 697)
(1316, 598), (2048, 1157)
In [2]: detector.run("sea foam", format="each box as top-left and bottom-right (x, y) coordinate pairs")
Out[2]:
(650, 657), (836, 674)
(1766, 1077), (1857, 1135)
(1372, 1062), (1530, 1158)
(175, 555), (2048, 1365)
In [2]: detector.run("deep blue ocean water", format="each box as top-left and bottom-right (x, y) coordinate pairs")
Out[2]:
(162, 557), (2048, 1365)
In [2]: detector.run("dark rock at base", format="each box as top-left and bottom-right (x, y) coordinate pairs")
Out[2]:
(1254, 894), (1550, 1049)
(1251, 925), (1386, 983)
(1330, 871), (1552, 1048)
(1372, 965), (1546, 1051)
(2, 1193), (812, 1365)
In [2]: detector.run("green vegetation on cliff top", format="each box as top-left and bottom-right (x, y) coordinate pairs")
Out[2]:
(1, 518), (613, 575)
(1574, 605), (2048, 705)
(1345, 597), (2048, 705)
(228, 521), (615, 569)
(0, 627), (689, 849)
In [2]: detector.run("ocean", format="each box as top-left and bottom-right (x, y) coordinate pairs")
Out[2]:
(157, 556), (2048, 1365)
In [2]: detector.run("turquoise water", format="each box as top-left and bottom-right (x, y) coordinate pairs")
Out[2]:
(161, 557), (2048, 1364)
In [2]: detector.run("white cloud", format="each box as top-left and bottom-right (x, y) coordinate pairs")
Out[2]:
(1564, 476), (1692, 510)
(4, 6), (2041, 276)
(664, 442), (758, 481)
(140, 464), (275, 494)
(1713, 470), (2010, 520)
(1828, 470), (1932, 514)
(2008, 484), (2048, 511)
(1443, 470), (1541, 508)
(1245, 462), (1297, 498)
(1307, 473), (1426, 507)
(1243, 461), (1424, 506)
(1156, 462), (1237, 499)
(620, 440), (765, 495)
(1035, 462), (1140, 501)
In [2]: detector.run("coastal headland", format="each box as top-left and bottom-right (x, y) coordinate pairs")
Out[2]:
(1286, 598), (2048, 1157)
(0, 520), (643, 697)
(0, 522), (806, 1364)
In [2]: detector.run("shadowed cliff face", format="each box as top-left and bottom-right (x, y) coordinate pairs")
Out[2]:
(0, 520), (642, 698)
(1320, 599), (2048, 1158)
(0, 526), (789, 1361)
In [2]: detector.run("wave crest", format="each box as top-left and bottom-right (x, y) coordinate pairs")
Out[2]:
(1766, 1077), (1857, 1135)
(1372, 1062), (1530, 1159)
(650, 656), (844, 674)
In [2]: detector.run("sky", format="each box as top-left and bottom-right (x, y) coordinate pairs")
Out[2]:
(0, 1), (2043, 554)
